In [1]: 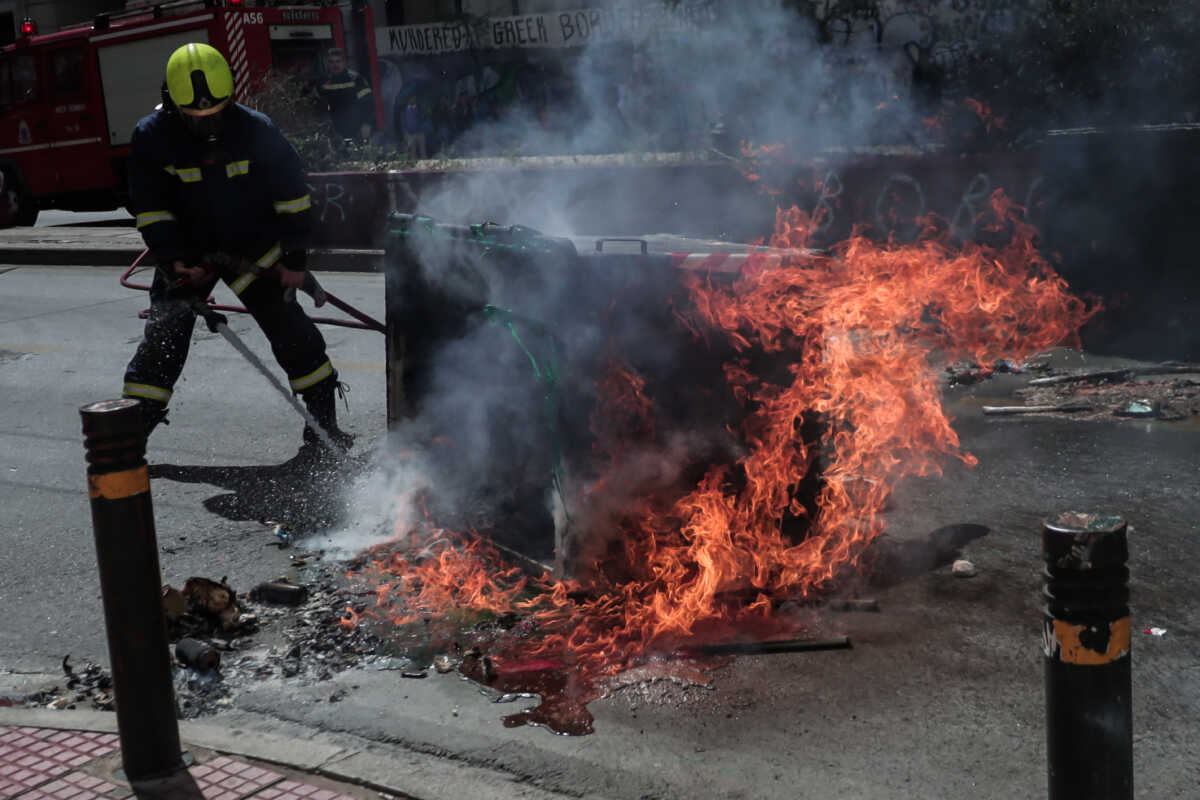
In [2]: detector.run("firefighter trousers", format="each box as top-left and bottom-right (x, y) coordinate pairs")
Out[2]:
(123, 268), (337, 410)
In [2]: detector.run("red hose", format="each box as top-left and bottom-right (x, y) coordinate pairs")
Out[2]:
(121, 248), (385, 333)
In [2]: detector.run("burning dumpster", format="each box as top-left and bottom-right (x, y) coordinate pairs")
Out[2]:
(350, 199), (1096, 734)
(381, 213), (773, 568)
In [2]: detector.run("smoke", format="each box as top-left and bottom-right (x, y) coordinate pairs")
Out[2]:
(394, 0), (930, 237)
(309, 444), (435, 560)
(322, 0), (1200, 564)
(324, 2), (946, 562)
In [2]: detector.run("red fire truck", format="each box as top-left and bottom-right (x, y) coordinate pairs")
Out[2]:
(0, 0), (382, 226)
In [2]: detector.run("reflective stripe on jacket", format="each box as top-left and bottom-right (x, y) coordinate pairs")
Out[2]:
(128, 104), (312, 269)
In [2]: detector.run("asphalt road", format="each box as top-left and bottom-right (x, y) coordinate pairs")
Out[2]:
(0, 264), (386, 670)
(2, 264), (1198, 799)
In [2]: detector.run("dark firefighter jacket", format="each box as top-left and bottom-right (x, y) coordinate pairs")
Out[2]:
(315, 69), (373, 140)
(129, 103), (312, 281)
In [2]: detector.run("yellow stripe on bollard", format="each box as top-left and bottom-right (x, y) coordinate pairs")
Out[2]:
(88, 465), (150, 500)
(1048, 616), (1131, 666)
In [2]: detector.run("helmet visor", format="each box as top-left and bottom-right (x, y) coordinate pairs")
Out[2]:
(180, 100), (230, 142)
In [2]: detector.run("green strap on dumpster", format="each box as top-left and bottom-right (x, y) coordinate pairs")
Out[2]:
(387, 215), (573, 519)
(478, 304), (569, 521)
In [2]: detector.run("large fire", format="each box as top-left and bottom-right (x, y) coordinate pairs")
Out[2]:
(343, 191), (1094, 687)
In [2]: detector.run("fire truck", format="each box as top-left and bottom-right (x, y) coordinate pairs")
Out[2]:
(0, 0), (382, 226)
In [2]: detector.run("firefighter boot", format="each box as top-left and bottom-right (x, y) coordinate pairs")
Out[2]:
(297, 378), (354, 457)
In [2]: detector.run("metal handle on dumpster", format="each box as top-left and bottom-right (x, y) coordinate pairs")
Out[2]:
(595, 238), (648, 254)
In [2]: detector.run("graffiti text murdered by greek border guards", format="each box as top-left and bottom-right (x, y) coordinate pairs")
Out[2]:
(379, 2), (718, 56)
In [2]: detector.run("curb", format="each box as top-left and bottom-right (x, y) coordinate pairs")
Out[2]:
(0, 248), (383, 272)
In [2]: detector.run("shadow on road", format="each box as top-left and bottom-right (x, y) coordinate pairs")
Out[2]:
(148, 455), (373, 534)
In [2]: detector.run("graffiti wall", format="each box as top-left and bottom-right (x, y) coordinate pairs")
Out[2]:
(369, 0), (1078, 158)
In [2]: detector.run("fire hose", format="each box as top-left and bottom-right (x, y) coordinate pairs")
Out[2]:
(120, 249), (385, 449)
(190, 300), (342, 449)
(120, 248), (385, 334)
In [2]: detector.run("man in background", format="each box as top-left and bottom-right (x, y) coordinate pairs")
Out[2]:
(314, 48), (374, 144)
(396, 93), (426, 160)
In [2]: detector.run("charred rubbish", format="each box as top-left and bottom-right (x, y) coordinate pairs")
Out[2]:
(17, 656), (114, 712)
(174, 639), (221, 672)
(163, 577), (258, 640)
(249, 580), (310, 606)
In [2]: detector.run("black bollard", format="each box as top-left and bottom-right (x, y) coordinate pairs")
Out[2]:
(1042, 512), (1132, 800)
(81, 399), (183, 781)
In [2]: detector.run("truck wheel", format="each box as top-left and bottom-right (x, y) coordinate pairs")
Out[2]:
(12, 192), (38, 226)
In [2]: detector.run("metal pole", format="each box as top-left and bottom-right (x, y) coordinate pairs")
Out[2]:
(81, 399), (183, 781)
(1042, 511), (1132, 800)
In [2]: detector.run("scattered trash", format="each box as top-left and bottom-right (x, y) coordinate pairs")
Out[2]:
(183, 576), (242, 631)
(982, 403), (1092, 416)
(401, 671), (428, 679)
(1114, 400), (1156, 418)
(162, 578), (256, 641)
(433, 654), (459, 674)
(1144, 627), (1167, 637)
(273, 524), (293, 548)
(175, 638), (221, 671)
(1029, 363), (1200, 387)
(161, 585), (188, 622)
(952, 559), (978, 578)
(1013, 363), (1200, 421)
(329, 688), (348, 702)
(365, 656), (414, 671)
(248, 580), (309, 606)
(20, 656), (114, 712)
(462, 649), (497, 681)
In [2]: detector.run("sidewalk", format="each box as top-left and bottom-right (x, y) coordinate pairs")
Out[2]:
(0, 711), (388, 800)
(0, 226), (381, 271)
(0, 725), (373, 800)
(0, 708), (572, 800)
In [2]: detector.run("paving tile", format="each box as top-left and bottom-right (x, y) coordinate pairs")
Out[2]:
(182, 755), (284, 799)
(5, 769), (134, 800)
(0, 726), (124, 800)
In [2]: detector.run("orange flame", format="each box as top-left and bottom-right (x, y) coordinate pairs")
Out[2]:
(345, 190), (1096, 676)
(965, 97), (1005, 133)
(349, 529), (539, 628)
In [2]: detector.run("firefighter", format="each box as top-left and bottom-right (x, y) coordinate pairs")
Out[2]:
(314, 48), (374, 144)
(122, 42), (353, 458)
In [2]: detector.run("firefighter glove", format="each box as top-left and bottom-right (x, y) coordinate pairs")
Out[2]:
(194, 303), (228, 334)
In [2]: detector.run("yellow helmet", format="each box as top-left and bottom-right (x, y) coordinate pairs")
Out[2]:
(165, 43), (234, 116)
